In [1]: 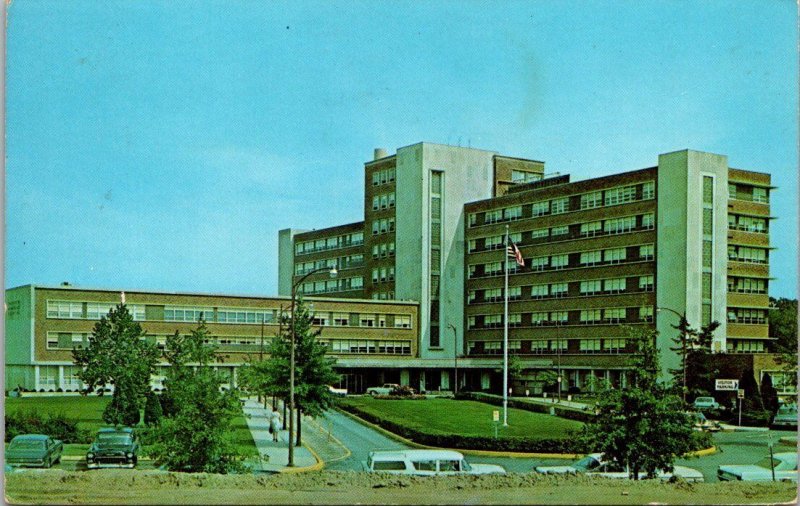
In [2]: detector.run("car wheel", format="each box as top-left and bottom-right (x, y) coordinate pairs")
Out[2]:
(45, 457), (52, 468)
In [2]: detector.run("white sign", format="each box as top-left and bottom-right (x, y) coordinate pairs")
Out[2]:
(492, 410), (500, 422)
(715, 379), (739, 391)
(737, 389), (745, 399)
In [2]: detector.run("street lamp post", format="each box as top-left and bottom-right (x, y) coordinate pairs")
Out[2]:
(657, 306), (689, 403)
(288, 265), (337, 467)
(448, 324), (458, 395)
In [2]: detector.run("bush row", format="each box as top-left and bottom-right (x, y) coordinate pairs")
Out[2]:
(5, 410), (93, 444)
(455, 392), (596, 423)
(338, 402), (588, 453)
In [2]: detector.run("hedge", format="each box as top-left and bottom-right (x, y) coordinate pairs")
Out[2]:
(455, 392), (596, 423)
(5, 409), (92, 444)
(338, 402), (589, 453)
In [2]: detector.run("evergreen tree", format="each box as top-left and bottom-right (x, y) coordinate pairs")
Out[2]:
(144, 390), (163, 426)
(759, 373), (780, 416)
(686, 321), (720, 400)
(73, 304), (160, 426)
(582, 326), (695, 480)
(667, 316), (697, 401)
(147, 320), (250, 473)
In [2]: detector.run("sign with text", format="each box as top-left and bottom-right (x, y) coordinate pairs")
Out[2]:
(715, 379), (739, 391)
(492, 410), (500, 422)
(738, 389), (745, 399)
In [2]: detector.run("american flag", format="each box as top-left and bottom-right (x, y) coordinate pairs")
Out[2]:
(507, 241), (525, 267)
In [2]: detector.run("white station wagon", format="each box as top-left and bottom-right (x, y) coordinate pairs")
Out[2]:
(364, 449), (506, 476)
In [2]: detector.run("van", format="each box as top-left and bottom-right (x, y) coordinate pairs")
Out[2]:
(363, 449), (506, 475)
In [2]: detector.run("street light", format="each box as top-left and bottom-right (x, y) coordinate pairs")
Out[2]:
(657, 306), (689, 403)
(448, 324), (458, 395)
(288, 265), (337, 466)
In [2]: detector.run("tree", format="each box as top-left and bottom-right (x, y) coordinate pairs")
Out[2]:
(73, 304), (160, 426)
(759, 373), (780, 416)
(259, 298), (339, 447)
(532, 370), (558, 394)
(769, 298), (798, 354)
(582, 326), (695, 480)
(147, 320), (250, 473)
(143, 390), (163, 426)
(686, 321), (721, 400)
(667, 316), (697, 401)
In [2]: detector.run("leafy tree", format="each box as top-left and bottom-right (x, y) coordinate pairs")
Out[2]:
(738, 371), (770, 426)
(759, 373), (780, 416)
(685, 321), (721, 400)
(144, 390), (163, 426)
(769, 298), (798, 353)
(532, 370), (559, 394)
(667, 316), (697, 401)
(147, 320), (249, 473)
(73, 304), (160, 426)
(582, 326), (695, 480)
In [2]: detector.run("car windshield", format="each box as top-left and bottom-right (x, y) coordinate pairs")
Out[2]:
(97, 434), (132, 445)
(754, 457), (783, 470)
(696, 397), (712, 403)
(9, 440), (44, 450)
(572, 456), (601, 471)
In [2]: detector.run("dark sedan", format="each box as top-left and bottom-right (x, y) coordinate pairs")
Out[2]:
(6, 434), (63, 468)
(86, 427), (140, 469)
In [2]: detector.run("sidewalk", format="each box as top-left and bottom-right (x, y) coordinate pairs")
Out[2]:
(241, 398), (319, 473)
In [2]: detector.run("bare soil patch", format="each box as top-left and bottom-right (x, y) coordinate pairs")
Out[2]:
(5, 469), (796, 505)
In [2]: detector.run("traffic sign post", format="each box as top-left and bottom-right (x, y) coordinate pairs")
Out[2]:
(737, 389), (745, 426)
(492, 410), (500, 439)
(768, 433), (776, 482)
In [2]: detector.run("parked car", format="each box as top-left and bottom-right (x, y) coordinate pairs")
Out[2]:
(86, 427), (140, 469)
(718, 452), (797, 482)
(5, 434), (63, 468)
(364, 449), (505, 475)
(535, 453), (703, 482)
(688, 411), (721, 432)
(366, 383), (401, 396)
(693, 396), (721, 411)
(771, 403), (797, 430)
(328, 385), (348, 397)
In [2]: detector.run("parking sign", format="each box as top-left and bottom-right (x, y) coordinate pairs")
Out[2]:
(715, 379), (739, 391)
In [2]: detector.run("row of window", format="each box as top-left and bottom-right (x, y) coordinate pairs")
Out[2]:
(729, 183), (769, 203)
(727, 339), (765, 353)
(371, 241), (396, 259)
(468, 181), (654, 227)
(727, 277), (768, 294)
(295, 254), (364, 275)
(295, 232), (364, 255)
(468, 275), (654, 304)
(728, 246), (768, 264)
(727, 308), (768, 324)
(511, 170), (542, 184)
(371, 167), (396, 186)
(371, 192), (396, 211)
(298, 276), (365, 294)
(47, 301), (146, 320)
(371, 291), (396, 300)
(467, 337), (629, 355)
(467, 244), (653, 278)
(728, 214), (768, 234)
(468, 306), (654, 329)
(322, 339), (411, 355)
(468, 213), (654, 253)
(371, 218), (396, 235)
(371, 267), (396, 284)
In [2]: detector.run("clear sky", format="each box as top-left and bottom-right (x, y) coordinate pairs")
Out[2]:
(5, 1), (798, 298)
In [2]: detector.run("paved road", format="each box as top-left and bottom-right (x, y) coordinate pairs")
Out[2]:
(320, 410), (409, 471)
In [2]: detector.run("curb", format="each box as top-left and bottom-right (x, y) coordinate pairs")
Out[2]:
(335, 408), (579, 460)
(279, 442), (324, 473)
(304, 416), (352, 464)
(779, 437), (797, 446)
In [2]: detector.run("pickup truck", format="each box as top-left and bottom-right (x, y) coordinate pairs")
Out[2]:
(366, 383), (401, 396)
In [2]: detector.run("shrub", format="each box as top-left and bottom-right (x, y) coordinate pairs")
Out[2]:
(5, 410), (91, 443)
(144, 390), (163, 426)
(455, 392), (595, 423)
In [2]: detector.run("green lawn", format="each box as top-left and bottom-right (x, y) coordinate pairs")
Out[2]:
(6, 395), (257, 454)
(340, 397), (583, 439)
(6, 395), (111, 432)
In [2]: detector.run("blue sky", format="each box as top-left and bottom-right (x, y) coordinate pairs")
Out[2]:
(5, 1), (798, 298)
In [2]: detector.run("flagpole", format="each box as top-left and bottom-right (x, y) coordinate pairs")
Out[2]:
(503, 224), (509, 427)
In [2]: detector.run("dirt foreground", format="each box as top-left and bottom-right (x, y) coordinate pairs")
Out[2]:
(5, 469), (797, 505)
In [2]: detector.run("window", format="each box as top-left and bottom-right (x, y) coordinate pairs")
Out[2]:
(580, 309), (602, 324)
(484, 314), (503, 328)
(642, 213), (655, 230)
(604, 308), (626, 323)
(468, 240), (477, 252)
(217, 308), (274, 324)
(579, 339), (602, 352)
(372, 196), (380, 210)
(484, 262), (503, 276)
(508, 286), (522, 300)
(551, 254), (569, 269)
(604, 248), (627, 264)
(332, 313), (349, 326)
(604, 338), (626, 351)
(581, 191), (602, 210)
(165, 306), (214, 323)
(468, 213), (478, 227)
(504, 206), (523, 221)
(86, 302), (115, 320)
(580, 221), (602, 236)
(551, 197), (569, 214)
(642, 181), (655, 200)
(484, 288), (502, 302)
(484, 210), (502, 224)
(580, 250), (602, 266)
(47, 300), (83, 319)
(394, 315), (412, 328)
(485, 235), (503, 250)
(639, 306), (654, 322)
(531, 284), (549, 299)
(552, 311), (568, 324)
(580, 280), (602, 295)
(639, 244), (654, 261)
(752, 187), (768, 203)
(512, 170), (541, 183)
(508, 313), (522, 327)
(532, 228), (549, 239)
(604, 216), (635, 234)
(551, 283), (568, 298)
(639, 275), (654, 291)
(604, 278), (626, 293)
(551, 225), (569, 237)
(605, 186), (636, 206)
(530, 256), (548, 271)
(531, 312), (549, 326)
(728, 183), (737, 199)
(360, 315), (376, 327)
(532, 201), (550, 217)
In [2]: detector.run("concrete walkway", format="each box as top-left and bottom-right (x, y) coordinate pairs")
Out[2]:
(241, 398), (318, 473)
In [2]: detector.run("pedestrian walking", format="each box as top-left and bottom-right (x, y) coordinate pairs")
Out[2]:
(269, 411), (281, 442)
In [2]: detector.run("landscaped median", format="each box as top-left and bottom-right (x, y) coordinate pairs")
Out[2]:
(337, 396), (587, 454)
